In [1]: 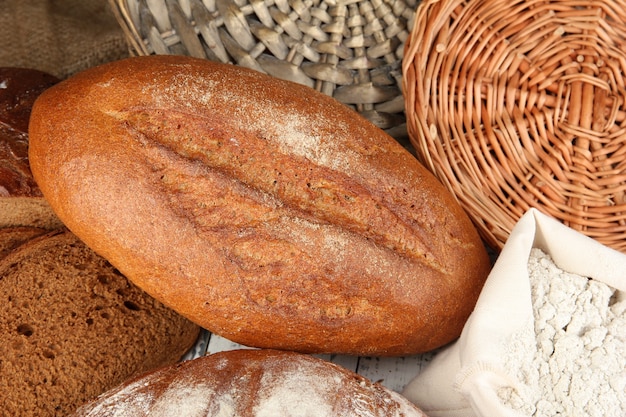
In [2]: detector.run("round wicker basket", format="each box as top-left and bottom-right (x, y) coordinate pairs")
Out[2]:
(108, 0), (417, 141)
(403, 0), (626, 253)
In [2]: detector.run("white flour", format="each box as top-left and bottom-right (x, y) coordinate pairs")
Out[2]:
(499, 248), (626, 416)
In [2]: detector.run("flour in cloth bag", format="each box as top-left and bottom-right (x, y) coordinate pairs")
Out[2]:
(499, 248), (626, 417)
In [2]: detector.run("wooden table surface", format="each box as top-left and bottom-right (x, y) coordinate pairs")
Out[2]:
(183, 329), (438, 393)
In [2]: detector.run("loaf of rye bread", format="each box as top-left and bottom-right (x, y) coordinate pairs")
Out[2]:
(29, 55), (491, 356)
(0, 67), (63, 229)
(0, 229), (200, 416)
(71, 349), (429, 417)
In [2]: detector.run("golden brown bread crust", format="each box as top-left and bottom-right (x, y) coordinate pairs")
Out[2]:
(29, 55), (491, 355)
(72, 349), (429, 417)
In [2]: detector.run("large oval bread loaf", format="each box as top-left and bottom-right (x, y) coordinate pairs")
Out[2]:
(71, 349), (429, 417)
(29, 55), (491, 355)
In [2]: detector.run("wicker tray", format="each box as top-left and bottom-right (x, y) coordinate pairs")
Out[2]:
(403, 0), (626, 253)
(108, 0), (417, 141)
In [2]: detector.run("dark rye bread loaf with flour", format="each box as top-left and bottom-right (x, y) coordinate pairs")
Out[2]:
(0, 67), (63, 229)
(71, 349), (429, 417)
(0, 229), (200, 417)
(29, 55), (491, 356)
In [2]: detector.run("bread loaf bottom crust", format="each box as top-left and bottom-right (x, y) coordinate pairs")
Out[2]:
(29, 55), (491, 356)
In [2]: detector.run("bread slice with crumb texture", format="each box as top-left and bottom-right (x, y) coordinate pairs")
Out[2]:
(0, 229), (200, 417)
(0, 226), (48, 259)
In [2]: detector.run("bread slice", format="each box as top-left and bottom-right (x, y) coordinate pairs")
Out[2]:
(0, 229), (200, 416)
(0, 226), (48, 259)
(0, 197), (64, 229)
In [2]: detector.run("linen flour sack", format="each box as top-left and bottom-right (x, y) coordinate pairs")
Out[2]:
(402, 208), (626, 417)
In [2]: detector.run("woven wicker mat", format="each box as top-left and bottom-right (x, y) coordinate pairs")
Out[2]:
(0, 0), (129, 79)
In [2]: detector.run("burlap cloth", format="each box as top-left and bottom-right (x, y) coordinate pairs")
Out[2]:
(0, 0), (129, 79)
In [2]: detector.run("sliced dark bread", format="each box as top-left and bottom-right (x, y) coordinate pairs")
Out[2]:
(0, 229), (200, 416)
(0, 226), (48, 260)
(0, 197), (64, 229)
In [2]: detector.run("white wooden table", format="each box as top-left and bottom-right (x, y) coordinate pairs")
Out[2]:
(182, 329), (437, 393)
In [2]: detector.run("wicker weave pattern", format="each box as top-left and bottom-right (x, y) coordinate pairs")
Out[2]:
(403, 0), (626, 253)
(109, 0), (416, 139)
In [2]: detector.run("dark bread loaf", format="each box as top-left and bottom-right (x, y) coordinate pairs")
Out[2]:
(0, 67), (63, 228)
(0, 229), (200, 417)
(0, 67), (58, 197)
(29, 55), (491, 356)
(71, 349), (429, 417)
